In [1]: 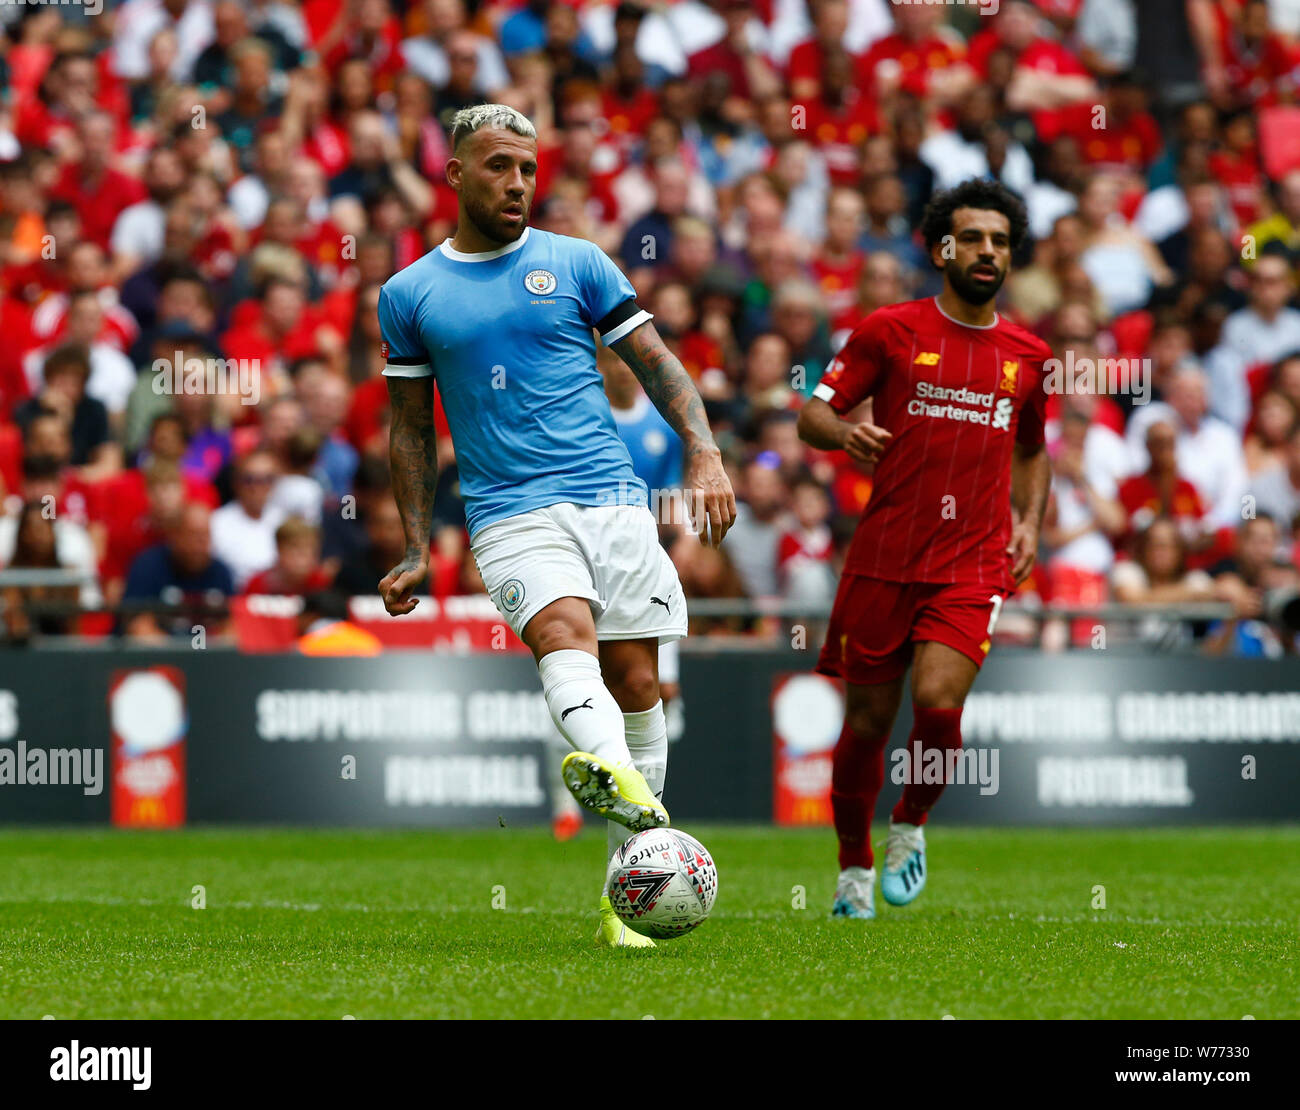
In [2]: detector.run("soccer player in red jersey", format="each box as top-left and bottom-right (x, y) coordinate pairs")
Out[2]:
(797, 180), (1052, 919)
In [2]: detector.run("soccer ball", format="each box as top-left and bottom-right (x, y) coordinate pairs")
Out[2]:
(605, 828), (718, 939)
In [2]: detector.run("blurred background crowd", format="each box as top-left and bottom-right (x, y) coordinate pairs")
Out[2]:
(2, 0), (1300, 654)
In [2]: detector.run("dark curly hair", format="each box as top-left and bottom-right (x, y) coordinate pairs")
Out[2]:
(919, 179), (1029, 260)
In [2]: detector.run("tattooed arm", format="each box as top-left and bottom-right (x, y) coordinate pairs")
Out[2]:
(379, 376), (436, 614)
(610, 321), (736, 546)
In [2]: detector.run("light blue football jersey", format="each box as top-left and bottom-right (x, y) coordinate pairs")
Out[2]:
(378, 227), (654, 537)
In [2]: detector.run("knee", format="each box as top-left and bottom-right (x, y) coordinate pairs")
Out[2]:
(528, 616), (593, 660)
(606, 662), (658, 712)
(911, 678), (965, 711)
(845, 704), (894, 739)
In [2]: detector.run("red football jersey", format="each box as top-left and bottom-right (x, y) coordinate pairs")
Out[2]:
(813, 298), (1051, 589)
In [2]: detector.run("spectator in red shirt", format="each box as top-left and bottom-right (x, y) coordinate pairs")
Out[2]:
(647, 280), (725, 388)
(1117, 418), (1216, 562)
(1221, 0), (1300, 109)
(29, 240), (140, 358)
(320, 0), (405, 91)
(1207, 110), (1265, 229)
(778, 471), (836, 605)
(50, 112), (147, 251)
(222, 274), (345, 380)
(242, 515), (333, 596)
(543, 121), (622, 224)
(99, 457), (190, 599)
(858, 3), (974, 106)
(797, 47), (881, 187)
(687, 0), (778, 106)
(603, 44), (660, 150)
(13, 54), (107, 158)
(1004, 11), (1098, 143)
(812, 189), (867, 333)
(9, 443), (97, 535)
(787, 0), (853, 102)
(968, 0), (1047, 79)
(1063, 70), (1163, 172)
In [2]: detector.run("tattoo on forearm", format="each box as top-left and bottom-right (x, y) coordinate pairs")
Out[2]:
(612, 323), (716, 457)
(387, 377), (437, 558)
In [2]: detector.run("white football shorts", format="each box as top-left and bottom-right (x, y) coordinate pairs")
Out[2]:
(470, 502), (688, 644)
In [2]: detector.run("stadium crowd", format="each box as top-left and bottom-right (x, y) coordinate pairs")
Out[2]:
(2, 0), (1300, 654)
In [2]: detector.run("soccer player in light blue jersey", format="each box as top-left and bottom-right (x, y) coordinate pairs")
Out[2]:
(376, 105), (735, 947)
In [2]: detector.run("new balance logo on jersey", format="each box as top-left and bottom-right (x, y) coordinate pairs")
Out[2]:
(650, 594), (671, 614)
(561, 698), (594, 722)
(914, 351), (940, 365)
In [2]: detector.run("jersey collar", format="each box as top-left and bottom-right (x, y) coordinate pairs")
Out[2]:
(932, 295), (999, 330)
(439, 226), (531, 262)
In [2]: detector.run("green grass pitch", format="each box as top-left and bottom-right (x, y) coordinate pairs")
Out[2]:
(0, 826), (1294, 1019)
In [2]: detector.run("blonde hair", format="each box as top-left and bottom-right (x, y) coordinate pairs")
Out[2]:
(449, 104), (537, 151)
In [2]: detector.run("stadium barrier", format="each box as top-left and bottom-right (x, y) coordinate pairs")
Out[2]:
(0, 646), (1296, 828)
(0, 583), (1260, 652)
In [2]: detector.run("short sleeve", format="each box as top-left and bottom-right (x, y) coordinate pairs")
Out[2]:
(1016, 348), (1051, 448)
(378, 283), (433, 379)
(580, 243), (653, 346)
(811, 313), (886, 413)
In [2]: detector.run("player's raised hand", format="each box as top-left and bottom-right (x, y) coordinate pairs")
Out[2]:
(685, 449), (737, 548)
(379, 554), (429, 616)
(843, 421), (893, 465)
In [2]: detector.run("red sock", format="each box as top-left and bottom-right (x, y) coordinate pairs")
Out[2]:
(830, 722), (889, 870)
(892, 705), (963, 827)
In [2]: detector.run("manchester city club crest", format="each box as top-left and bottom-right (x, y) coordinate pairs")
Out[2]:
(524, 269), (557, 296)
(500, 579), (525, 612)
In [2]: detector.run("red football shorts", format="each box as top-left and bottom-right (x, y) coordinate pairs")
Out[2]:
(815, 574), (1010, 686)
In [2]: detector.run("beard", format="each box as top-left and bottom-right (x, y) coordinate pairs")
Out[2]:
(462, 190), (528, 245)
(945, 259), (1006, 306)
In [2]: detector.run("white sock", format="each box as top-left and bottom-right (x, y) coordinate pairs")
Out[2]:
(606, 701), (668, 862)
(537, 649), (631, 768)
(624, 701), (667, 797)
